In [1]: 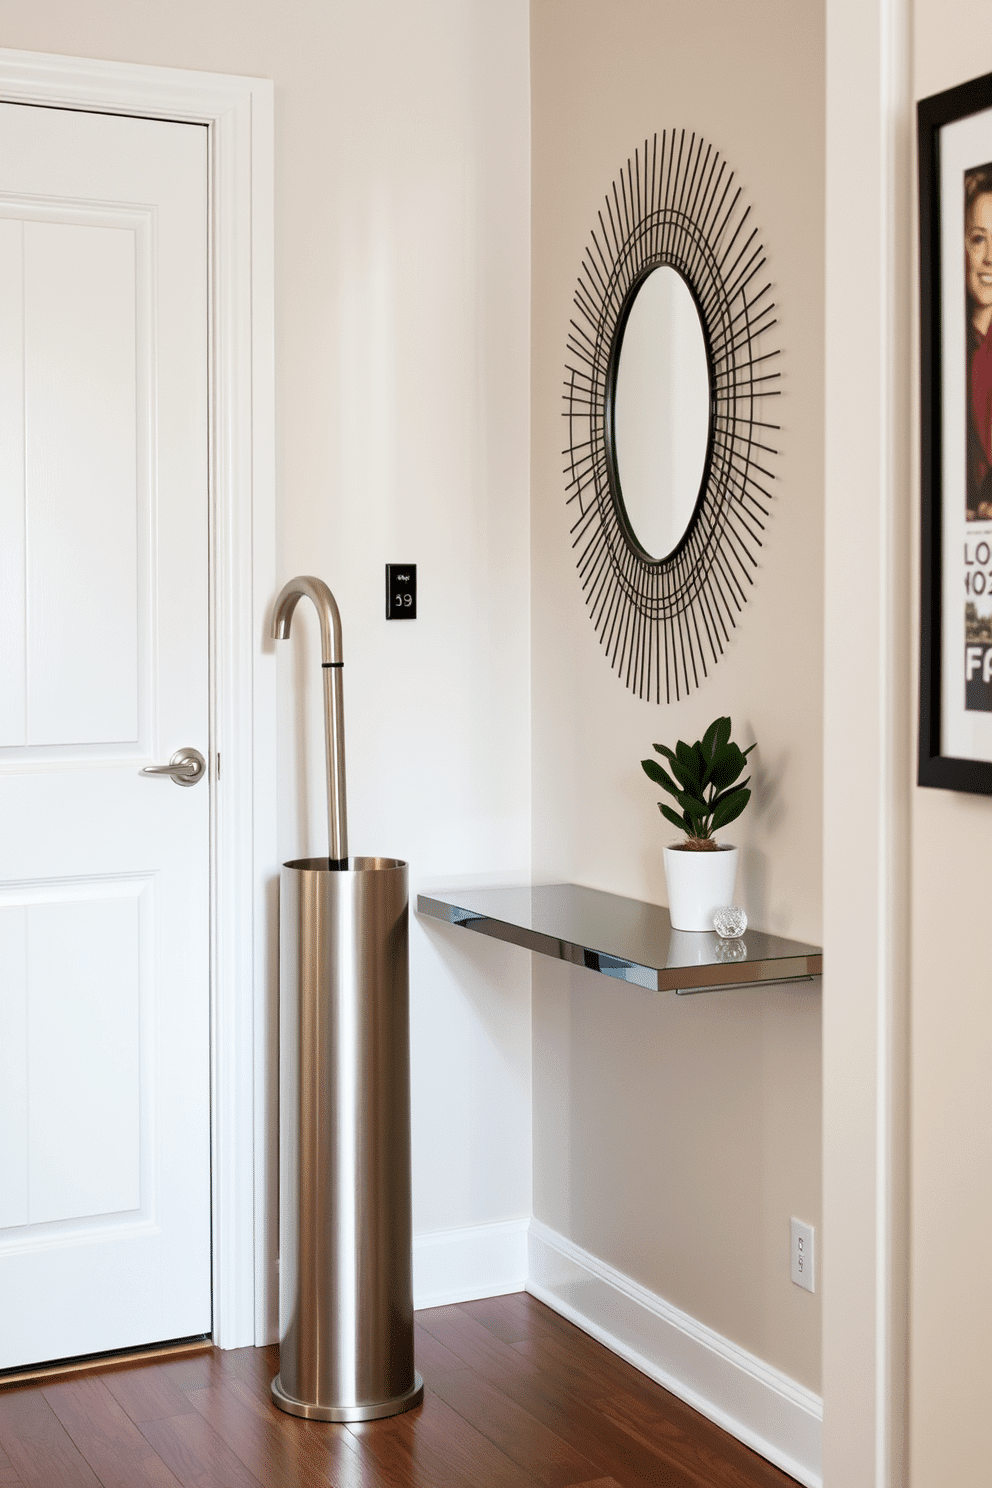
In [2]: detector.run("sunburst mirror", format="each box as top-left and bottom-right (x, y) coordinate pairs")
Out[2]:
(563, 133), (780, 702)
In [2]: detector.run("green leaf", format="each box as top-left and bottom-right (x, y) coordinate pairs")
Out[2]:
(709, 776), (751, 811)
(658, 802), (690, 833)
(701, 743), (729, 789)
(708, 742), (748, 792)
(700, 719), (734, 785)
(676, 791), (709, 823)
(652, 741), (699, 795)
(641, 758), (681, 798)
(668, 757), (701, 795)
(710, 786), (751, 833)
(701, 715), (730, 760)
(675, 740), (701, 791)
(701, 716), (722, 759)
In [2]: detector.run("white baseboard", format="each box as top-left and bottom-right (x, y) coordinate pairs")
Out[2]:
(413, 1218), (529, 1310)
(527, 1220), (823, 1488)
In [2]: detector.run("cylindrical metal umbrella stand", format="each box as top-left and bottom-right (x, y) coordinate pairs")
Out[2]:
(269, 575), (421, 1423)
(272, 855), (423, 1421)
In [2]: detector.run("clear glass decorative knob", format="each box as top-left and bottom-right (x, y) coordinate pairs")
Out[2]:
(713, 904), (747, 939)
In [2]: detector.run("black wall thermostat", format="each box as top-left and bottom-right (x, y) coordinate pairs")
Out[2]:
(386, 564), (416, 619)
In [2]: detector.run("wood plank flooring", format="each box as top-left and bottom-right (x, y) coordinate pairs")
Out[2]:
(0, 1294), (800, 1487)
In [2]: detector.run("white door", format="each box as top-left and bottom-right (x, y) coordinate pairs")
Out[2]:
(0, 102), (211, 1369)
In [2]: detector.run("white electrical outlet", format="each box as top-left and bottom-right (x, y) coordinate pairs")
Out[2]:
(791, 1218), (815, 1293)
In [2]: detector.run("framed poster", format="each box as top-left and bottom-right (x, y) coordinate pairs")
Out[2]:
(919, 70), (992, 792)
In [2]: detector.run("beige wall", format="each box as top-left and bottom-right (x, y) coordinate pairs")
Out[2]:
(911, 4), (992, 1481)
(530, 0), (825, 1390)
(0, 0), (534, 1336)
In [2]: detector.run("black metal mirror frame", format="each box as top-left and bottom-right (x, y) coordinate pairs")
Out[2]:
(564, 133), (779, 702)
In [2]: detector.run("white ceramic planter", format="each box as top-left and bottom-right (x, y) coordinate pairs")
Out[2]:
(663, 843), (739, 932)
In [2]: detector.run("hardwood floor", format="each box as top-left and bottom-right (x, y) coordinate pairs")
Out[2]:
(0, 1293), (800, 1487)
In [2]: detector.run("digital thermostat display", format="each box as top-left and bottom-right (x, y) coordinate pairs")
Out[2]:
(386, 564), (416, 619)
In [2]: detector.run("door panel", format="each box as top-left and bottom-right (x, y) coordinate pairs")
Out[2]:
(1, 200), (153, 755)
(20, 890), (142, 1224)
(23, 217), (140, 746)
(0, 216), (26, 745)
(0, 102), (210, 1370)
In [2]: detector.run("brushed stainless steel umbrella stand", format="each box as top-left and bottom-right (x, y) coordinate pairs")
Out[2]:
(270, 576), (422, 1422)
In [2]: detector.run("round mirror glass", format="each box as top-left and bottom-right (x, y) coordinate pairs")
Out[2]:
(611, 266), (711, 560)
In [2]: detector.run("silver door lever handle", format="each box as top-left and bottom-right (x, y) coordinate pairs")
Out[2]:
(141, 747), (206, 787)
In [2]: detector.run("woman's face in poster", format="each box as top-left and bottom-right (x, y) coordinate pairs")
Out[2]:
(966, 191), (992, 315)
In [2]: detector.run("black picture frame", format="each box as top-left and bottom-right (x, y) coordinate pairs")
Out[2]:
(919, 70), (992, 793)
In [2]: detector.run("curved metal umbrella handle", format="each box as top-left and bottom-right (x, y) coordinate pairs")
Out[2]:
(271, 576), (348, 864)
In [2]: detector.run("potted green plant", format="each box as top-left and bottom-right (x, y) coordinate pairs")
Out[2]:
(641, 716), (755, 931)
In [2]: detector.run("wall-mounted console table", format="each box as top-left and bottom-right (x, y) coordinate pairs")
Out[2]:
(416, 883), (822, 995)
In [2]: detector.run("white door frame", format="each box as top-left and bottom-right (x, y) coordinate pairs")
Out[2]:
(0, 48), (276, 1352)
(823, 1), (911, 1483)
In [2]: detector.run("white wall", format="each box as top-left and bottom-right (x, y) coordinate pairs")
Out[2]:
(264, 0), (534, 1279)
(0, 0), (534, 1338)
(821, 1), (913, 1480)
